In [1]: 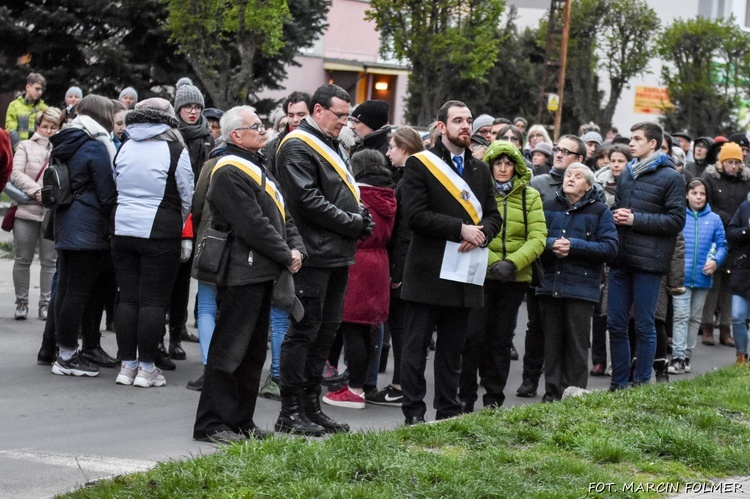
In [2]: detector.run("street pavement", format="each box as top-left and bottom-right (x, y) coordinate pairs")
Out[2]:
(0, 229), (744, 498)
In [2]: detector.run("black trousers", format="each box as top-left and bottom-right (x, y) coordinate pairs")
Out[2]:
(387, 293), (406, 385)
(111, 236), (181, 363)
(460, 281), (527, 408)
(279, 266), (349, 391)
(401, 301), (469, 420)
(540, 297), (593, 400)
(194, 281), (272, 437)
(341, 322), (373, 388)
(166, 250), (194, 339)
(55, 250), (106, 350)
(521, 288), (545, 382)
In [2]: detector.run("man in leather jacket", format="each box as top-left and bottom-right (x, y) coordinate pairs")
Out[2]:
(275, 84), (374, 436)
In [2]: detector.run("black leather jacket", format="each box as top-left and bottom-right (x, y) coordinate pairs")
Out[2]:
(276, 118), (365, 267)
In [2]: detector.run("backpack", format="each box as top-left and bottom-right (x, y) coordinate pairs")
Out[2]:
(41, 157), (74, 208)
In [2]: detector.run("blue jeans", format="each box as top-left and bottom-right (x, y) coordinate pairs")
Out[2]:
(197, 281), (217, 365)
(607, 268), (662, 387)
(270, 306), (289, 378)
(732, 295), (750, 356)
(671, 288), (709, 360)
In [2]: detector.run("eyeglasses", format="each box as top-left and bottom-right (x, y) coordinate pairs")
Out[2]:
(724, 159), (743, 167)
(553, 147), (579, 157)
(323, 107), (350, 123)
(501, 135), (521, 144)
(234, 123), (265, 133)
(387, 144), (398, 150)
(529, 133), (544, 139)
(183, 104), (202, 113)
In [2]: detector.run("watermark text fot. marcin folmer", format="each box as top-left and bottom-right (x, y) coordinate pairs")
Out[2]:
(588, 481), (744, 494)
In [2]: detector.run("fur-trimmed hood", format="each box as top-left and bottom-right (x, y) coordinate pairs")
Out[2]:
(125, 108), (179, 128)
(703, 162), (750, 181)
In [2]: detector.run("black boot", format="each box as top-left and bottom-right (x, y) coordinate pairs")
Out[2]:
(653, 359), (669, 383)
(37, 334), (58, 365)
(275, 388), (326, 437)
(302, 386), (350, 433)
(155, 343), (176, 370)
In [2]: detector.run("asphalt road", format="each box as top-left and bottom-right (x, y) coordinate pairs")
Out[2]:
(0, 239), (740, 498)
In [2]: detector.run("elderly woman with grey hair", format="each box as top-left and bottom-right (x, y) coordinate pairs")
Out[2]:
(535, 163), (618, 401)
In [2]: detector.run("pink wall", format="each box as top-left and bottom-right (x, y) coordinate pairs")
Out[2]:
(325, 0), (382, 62)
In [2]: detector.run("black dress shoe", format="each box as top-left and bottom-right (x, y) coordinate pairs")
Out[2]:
(239, 424), (271, 440)
(169, 342), (186, 360)
(181, 327), (199, 343)
(404, 416), (426, 426)
(156, 345), (176, 371)
(80, 346), (119, 368)
(195, 429), (247, 444)
(186, 374), (204, 391)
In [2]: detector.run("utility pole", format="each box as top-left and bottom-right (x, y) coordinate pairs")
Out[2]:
(553, 0), (571, 142)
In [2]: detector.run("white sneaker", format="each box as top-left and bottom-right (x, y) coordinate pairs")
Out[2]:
(115, 364), (139, 385)
(133, 366), (166, 388)
(14, 302), (28, 320)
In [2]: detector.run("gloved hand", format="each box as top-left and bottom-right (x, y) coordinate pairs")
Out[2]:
(489, 260), (515, 282)
(359, 208), (375, 239)
(180, 239), (193, 263)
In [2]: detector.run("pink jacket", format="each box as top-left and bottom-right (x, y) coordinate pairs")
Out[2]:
(11, 132), (51, 222)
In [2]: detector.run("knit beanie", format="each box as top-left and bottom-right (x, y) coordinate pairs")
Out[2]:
(174, 83), (205, 112)
(729, 133), (750, 149)
(176, 77), (194, 88)
(580, 131), (603, 145)
(352, 100), (389, 130)
(118, 87), (138, 102)
(66, 86), (83, 98)
(531, 142), (553, 158)
(719, 142), (743, 163)
(471, 114), (494, 134)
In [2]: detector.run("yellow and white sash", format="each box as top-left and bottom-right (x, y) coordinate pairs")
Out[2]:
(280, 129), (361, 204)
(211, 155), (286, 221)
(413, 150), (482, 225)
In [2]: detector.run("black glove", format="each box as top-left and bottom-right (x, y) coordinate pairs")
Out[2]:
(359, 209), (375, 239)
(489, 260), (515, 282)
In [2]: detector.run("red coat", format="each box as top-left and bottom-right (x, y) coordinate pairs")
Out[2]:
(342, 184), (397, 324)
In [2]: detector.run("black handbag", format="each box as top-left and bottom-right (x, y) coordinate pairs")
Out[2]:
(195, 228), (230, 284)
(522, 187), (545, 288)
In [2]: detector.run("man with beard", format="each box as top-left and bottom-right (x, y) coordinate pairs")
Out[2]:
(398, 100), (502, 424)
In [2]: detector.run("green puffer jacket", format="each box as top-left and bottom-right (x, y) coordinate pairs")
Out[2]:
(483, 140), (547, 282)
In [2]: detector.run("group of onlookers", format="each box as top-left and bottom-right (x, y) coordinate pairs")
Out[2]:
(2, 71), (748, 444)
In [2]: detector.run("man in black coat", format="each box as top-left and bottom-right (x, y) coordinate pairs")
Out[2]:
(275, 84), (374, 436)
(399, 100), (502, 424)
(193, 106), (305, 443)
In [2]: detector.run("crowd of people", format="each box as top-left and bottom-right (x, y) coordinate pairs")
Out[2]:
(1, 71), (747, 444)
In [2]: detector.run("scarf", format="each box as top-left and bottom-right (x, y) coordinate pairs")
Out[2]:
(178, 115), (212, 172)
(495, 177), (514, 196)
(71, 115), (117, 163)
(631, 151), (661, 179)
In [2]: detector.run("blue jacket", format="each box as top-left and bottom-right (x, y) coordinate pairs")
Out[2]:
(683, 204), (727, 289)
(49, 128), (117, 251)
(612, 153), (686, 274)
(536, 187), (618, 303)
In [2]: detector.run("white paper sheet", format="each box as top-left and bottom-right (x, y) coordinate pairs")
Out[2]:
(439, 241), (489, 286)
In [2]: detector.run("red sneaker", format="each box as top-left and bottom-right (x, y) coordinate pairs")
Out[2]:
(322, 386), (365, 409)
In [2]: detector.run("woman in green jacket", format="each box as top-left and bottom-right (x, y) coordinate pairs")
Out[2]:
(459, 140), (547, 411)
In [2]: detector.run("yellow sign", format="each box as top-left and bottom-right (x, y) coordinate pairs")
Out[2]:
(547, 93), (559, 112)
(634, 86), (673, 115)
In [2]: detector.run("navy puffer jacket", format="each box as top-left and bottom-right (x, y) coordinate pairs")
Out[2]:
(49, 128), (117, 251)
(536, 187), (618, 303)
(611, 153), (686, 274)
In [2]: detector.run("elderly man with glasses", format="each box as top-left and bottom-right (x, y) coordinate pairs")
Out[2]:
(274, 84), (375, 436)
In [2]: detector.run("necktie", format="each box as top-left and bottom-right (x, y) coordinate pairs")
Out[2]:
(453, 155), (463, 176)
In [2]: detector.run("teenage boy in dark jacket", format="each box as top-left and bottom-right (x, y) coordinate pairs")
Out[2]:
(608, 121), (686, 390)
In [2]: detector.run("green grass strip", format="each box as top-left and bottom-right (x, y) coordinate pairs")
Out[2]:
(65, 365), (750, 498)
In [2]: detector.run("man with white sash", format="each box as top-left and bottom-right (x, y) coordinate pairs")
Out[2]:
(193, 106), (306, 443)
(275, 84), (375, 436)
(399, 100), (502, 425)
